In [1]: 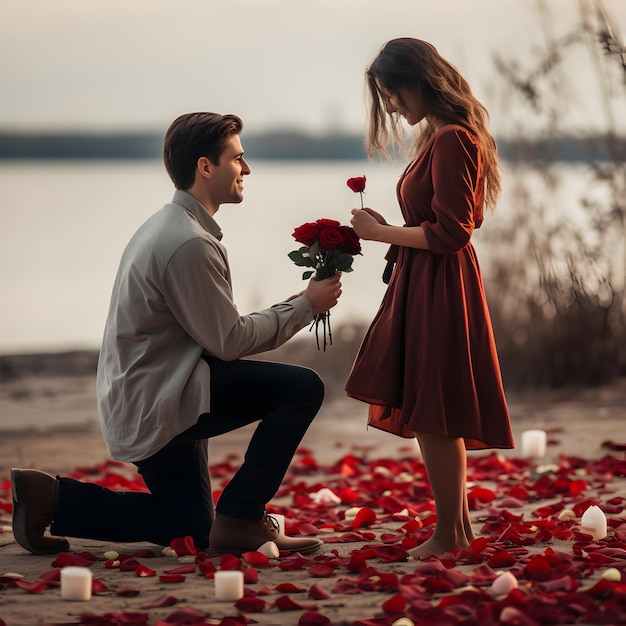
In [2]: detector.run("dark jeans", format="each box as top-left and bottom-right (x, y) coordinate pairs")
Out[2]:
(51, 358), (324, 548)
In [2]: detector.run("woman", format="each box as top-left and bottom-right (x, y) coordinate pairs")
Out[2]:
(345, 38), (514, 559)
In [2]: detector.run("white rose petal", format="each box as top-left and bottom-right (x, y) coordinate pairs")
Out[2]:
(490, 571), (519, 595)
(344, 507), (361, 520)
(161, 547), (177, 557)
(177, 555), (196, 564)
(257, 541), (280, 558)
(103, 550), (119, 560)
(311, 487), (341, 504)
(601, 568), (621, 581)
(557, 509), (576, 521)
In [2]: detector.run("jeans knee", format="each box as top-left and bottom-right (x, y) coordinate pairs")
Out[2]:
(291, 366), (325, 411)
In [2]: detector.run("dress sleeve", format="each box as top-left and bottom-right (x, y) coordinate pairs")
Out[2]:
(421, 128), (481, 255)
(162, 237), (313, 361)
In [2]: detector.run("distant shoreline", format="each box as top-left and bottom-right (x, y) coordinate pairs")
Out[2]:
(0, 130), (623, 162)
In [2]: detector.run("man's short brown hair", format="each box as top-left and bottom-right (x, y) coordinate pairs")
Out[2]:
(163, 112), (244, 190)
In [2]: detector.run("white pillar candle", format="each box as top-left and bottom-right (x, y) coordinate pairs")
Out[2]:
(214, 570), (244, 601)
(580, 505), (607, 540)
(521, 429), (547, 458)
(272, 513), (285, 535)
(60, 566), (93, 601)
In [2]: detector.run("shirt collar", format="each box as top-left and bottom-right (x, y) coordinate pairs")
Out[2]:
(171, 189), (223, 241)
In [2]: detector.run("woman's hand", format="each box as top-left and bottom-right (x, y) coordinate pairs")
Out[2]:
(350, 208), (386, 240)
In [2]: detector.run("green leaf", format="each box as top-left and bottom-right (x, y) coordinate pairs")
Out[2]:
(288, 248), (315, 267)
(309, 241), (321, 260)
(302, 270), (314, 280)
(325, 250), (354, 272)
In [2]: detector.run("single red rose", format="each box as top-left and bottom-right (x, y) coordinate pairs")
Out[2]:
(318, 226), (344, 251)
(339, 226), (361, 255)
(347, 176), (366, 193)
(292, 222), (321, 246)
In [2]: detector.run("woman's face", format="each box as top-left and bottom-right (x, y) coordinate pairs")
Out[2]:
(376, 78), (427, 126)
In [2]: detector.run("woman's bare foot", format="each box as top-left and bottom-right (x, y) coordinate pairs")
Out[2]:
(407, 536), (470, 560)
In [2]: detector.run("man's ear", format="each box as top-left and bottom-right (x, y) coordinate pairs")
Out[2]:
(197, 156), (212, 179)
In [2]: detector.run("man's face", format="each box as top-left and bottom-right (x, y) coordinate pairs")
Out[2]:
(210, 134), (251, 205)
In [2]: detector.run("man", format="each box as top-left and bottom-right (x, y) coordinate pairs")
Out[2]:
(11, 112), (342, 556)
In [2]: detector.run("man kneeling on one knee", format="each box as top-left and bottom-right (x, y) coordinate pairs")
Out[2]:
(12, 112), (342, 556)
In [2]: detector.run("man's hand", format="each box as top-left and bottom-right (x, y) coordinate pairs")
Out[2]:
(304, 273), (342, 316)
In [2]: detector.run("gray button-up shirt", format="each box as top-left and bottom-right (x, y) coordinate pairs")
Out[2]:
(96, 190), (314, 462)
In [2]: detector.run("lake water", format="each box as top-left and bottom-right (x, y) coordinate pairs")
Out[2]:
(0, 159), (594, 354)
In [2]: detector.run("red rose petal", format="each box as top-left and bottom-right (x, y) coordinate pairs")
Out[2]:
(298, 611), (333, 626)
(159, 574), (186, 583)
(116, 589), (141, 597)
(242, 551), (271, 567)
(350, 507), (377, 529)
(274, 594), (318, 611)
(140, 594), (179, 608)
(308, 564), (335, 578)
(382, 593), (406, 614)
(14, 580), (47, 594)
(308, 583), (331, 600)
(487, 550), (517, 568)
(135, 563), (157, 577)
(164, 565), (196, 575)
(276, 582), (306, 593)
(244, 568), (258, 584)
(234, 596), (268, 612)
(169, 535), (197, 556)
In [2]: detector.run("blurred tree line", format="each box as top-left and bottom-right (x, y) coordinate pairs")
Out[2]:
(481, 0), (626, 388)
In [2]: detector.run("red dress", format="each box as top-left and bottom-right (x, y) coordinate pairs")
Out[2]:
(345, 124), (513, 450)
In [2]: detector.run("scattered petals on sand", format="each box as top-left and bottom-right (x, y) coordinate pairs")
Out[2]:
(2, 448), (626, 623)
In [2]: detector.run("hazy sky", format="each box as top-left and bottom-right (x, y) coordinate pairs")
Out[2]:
(2, 0), (625, 136)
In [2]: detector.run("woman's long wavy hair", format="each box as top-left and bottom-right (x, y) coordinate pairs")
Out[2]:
(366, 38), (501, 210)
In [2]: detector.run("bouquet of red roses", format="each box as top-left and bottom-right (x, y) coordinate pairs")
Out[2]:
(289, 218), (361, 350)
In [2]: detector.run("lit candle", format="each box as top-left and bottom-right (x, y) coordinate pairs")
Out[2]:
(60, 566), (93, 601)
(580, 505), (607, 540)
(214, 570), (244, 601)
(521, 429), (547, 458)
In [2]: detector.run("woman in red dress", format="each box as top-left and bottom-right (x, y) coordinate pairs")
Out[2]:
(345, 38), (514, 559)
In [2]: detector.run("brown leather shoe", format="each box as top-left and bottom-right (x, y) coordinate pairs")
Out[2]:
(11, 468), (70, 555)
(208, 512), (322, 556)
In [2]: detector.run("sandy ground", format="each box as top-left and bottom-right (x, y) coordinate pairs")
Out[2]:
(1, 371), (625, 625)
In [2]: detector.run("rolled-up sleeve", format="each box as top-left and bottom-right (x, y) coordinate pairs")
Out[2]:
(163, 236), (313, 361)
(421, 129), (480, 255)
